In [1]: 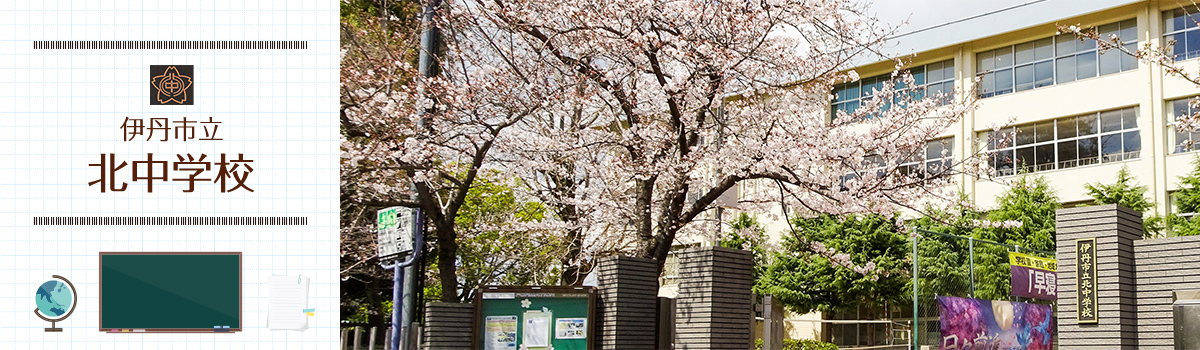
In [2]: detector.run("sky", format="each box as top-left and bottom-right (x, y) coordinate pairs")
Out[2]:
(869, 0), (1038, 35)
(851, 0), (1141, 64)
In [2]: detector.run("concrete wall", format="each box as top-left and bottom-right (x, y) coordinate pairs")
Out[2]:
(1133, 236), (1200, 349)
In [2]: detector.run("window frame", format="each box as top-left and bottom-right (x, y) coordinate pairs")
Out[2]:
(831, 59), (955, 120)
(984, 107), (1141, 177)
(976, 18), (1138, 98)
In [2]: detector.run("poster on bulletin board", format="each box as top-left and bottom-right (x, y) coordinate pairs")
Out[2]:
(475, 286), (596, 350)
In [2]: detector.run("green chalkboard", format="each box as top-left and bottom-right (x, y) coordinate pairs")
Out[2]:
(475, 286), (596, 350)
(100, 253), (241, 331)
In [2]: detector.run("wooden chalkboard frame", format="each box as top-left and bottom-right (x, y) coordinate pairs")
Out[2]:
(472, 285), (597, 350)
(99, 252), (242, 333)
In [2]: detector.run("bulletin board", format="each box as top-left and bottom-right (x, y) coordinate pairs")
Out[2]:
(474, 286), (596, 350)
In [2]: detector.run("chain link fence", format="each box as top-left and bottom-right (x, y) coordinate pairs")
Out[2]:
(910, 228), (1056, 349)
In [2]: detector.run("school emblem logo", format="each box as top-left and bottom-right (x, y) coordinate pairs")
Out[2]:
(150, 65), (194, 105)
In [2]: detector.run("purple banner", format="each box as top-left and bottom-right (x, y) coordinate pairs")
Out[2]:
(1010, 265), (1057, 300)
(937, 296), (1055, 350)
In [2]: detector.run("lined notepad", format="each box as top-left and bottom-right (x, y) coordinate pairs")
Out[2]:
(268, 275), (310, 331)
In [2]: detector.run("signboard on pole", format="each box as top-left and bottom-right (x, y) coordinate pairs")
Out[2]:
(377, 206), (416, 259)
(1009, 252), (1057, 300)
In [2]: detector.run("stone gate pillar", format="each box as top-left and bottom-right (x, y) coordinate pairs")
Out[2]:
(1056, 204), (1141, 350)
(595, 256), (659, 349)
(675, 246), (754, 350)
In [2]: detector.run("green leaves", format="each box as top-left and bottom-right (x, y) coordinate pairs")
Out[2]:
(754, 214), (909, 314)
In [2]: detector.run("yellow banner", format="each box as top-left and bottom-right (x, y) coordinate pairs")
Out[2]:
(1009, 252), (1057, 271)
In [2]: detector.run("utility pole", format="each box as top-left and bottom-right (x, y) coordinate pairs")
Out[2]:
(395, 0), (443, 349)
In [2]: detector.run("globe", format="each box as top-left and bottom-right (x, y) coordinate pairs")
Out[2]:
(34, 275), (76, 332)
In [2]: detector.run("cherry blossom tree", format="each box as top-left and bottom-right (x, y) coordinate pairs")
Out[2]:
(485, 0), (979, 272)
(343, 0), (984, 300)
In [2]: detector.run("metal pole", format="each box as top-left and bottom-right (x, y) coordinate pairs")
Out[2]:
(911, 235), (919, 349)
(968, 237), (976, 298)
(382, 209), (425, 350)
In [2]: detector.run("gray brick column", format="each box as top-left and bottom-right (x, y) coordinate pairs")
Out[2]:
(595, 256), (659, 350)
(1056, 204), (1140, 350)
(675, 246), (754, 350)
(422, 302), (474, 350)
(1133, 236), (1200, 349)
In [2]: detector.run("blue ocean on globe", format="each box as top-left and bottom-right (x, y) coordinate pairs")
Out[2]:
(35, 280), (72, 317)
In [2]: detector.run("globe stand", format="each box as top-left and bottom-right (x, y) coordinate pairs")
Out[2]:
(34, 275), (77, 333)
(44, 321), (62, 332)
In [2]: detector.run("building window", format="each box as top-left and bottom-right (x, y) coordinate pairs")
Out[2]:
(984, 107), (1140, 176)
(1170, 98), (1200, 153)
(977, 19), (1137, 98)
(831, 59), (955, 120)
(840, 138), (954, 187)
(1164, 6), (1200, 61)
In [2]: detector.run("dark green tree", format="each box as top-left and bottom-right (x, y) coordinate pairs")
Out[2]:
(754, 214), (910, 317)
(717, 212), (769, 279)
(1168, 156), (1200, 236)
(1084, 165), (1164, 237)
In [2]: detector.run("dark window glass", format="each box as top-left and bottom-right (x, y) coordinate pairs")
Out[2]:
(1188, 30), (1200, 60)
(978, 73), (994, 97)
(1035, 121), (1055, 143)
(1015, 42), (1035, 64)
(1057, 33), (1078, 55)
(1078, 138), (1099, 166)
(1034, 37), (1054, 60)
(1100, 110), (1123, 132)
(925, 62), (942, 82)
(993, 150), (1014, 176)
(1120, 19), (1137, 42)
(1058, 116), (1077, 138)
(1034, 61), (1054, 88)
(1101, 134), (1123, 157)
(1123, 130), (1141, 154)
(994, 68), (1014, 95)
(1057, 56), (1077, 83)
(1121, 43), (1138, 70)
(1016, 147), (1035, 171)
(911, 67), (926, 85)
(1172, 32), (1189, 60)
(1076, 51), (1097, 80)
(1035, 144), (1055, 170)
(1016, 124), (1035, 146)
(995, 46), (1014, 67)
(1015, 65), (1035, 91)
(1177, 130), (1191, 153)
(1078, 114), (1098, 135)
(1099, 48), (1121, 75)
(1058, 140), (1078, 168)
(978, 50), (995, 71)
(1122, 108), (1137, 129)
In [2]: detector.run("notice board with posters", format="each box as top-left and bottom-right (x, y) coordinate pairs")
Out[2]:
(474, 286), (596, 350)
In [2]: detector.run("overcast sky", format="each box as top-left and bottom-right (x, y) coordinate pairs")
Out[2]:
(868, 0), (1036, 35)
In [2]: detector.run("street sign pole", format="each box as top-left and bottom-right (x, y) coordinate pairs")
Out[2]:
(380, 207), (422, 350)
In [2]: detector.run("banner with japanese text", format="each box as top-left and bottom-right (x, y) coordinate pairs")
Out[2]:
(937, 296), (1055, 350)
(1009, 252), (1057, 300)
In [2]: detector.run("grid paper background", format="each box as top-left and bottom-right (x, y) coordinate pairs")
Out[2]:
(0, 1), (339, 349)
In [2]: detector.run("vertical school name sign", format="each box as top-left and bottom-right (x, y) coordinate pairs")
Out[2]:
(1076, 238), (1098, 324)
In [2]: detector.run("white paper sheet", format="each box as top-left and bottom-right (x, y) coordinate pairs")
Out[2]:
(523, 311), (551, 347)
(268, 275), (309, 331)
